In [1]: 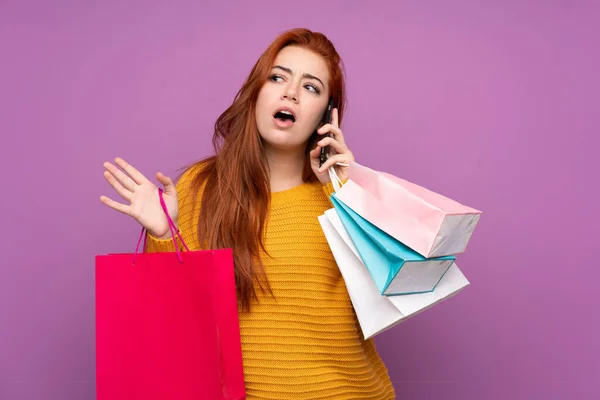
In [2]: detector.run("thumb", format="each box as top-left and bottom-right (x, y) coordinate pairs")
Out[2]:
(309, 145), (322, 162)
(156, 172), (176, 195)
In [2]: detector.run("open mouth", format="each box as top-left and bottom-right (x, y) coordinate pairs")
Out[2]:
(273, 110), (296, 123)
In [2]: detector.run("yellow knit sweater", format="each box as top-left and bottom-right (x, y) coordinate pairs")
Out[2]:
(146, 165), (396, 399)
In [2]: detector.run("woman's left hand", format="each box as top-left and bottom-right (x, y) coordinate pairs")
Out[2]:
(310, 108), (354, 185)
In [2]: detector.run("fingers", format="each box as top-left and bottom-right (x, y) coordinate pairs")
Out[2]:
(331, 107), (339, 128)
(156, 172), (176, 195)
(99, 195), (131, 216)
(114, 157), (148, 186)
(317, 123), (346, 147)
(103, 170), (133, 201)
(316, 136), (346, 155)
(317, 123), (341, 137)
(309, 146), (323, 165)
(318, 153), (352, 173)
(103, 160), (137, 191)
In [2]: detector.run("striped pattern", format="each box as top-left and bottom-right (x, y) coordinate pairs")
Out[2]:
(147, 168), (396, 399)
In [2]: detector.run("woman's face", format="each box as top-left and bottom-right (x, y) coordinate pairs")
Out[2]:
(255, 45), (331, 153)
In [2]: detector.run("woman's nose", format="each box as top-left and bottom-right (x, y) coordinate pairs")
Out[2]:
(282, 85), (298, 102)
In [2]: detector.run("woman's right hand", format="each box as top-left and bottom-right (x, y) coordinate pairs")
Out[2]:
(100, 157), (179, 239)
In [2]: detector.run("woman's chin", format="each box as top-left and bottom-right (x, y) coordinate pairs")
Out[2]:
(261, 131), (310, 153)
(262, 138), (307, 154)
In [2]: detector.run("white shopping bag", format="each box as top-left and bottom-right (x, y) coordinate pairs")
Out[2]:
(319, 208), (470, 339)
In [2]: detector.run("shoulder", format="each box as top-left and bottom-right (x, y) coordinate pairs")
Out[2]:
(174, 159), (211, 193)
(172, 158), (213, 212)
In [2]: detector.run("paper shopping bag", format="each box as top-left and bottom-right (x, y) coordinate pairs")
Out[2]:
(319, 209), (470, 339)
(95, 189), (246, 400)
(330, 194), (455, 296)
(335, 161), (482, 258)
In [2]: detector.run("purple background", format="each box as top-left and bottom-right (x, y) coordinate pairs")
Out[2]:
(1, 1), (598, 399)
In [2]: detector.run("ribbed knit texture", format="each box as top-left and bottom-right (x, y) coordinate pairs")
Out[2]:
(146, 166), (396, 399)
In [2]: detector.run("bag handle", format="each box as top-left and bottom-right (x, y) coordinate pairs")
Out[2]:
(328, 165), (344, 192)
(132, 188), (190, 264)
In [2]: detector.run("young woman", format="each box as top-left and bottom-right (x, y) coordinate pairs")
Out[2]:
(101, 28), (395, 399)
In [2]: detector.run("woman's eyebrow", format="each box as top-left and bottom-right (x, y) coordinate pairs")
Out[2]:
(272, 65), (324, 87)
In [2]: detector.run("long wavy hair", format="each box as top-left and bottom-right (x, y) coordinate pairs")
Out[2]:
(187, 28), (346, 312)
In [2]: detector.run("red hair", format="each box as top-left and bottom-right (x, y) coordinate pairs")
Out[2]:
(187, 28), (346, 311)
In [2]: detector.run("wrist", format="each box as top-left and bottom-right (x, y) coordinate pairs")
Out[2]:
(150, 226), (178, 241)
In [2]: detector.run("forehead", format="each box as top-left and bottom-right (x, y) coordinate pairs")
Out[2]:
(273, 46), (330, 84)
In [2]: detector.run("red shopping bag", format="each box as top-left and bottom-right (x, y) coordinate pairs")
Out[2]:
(95, 188), (246, 400)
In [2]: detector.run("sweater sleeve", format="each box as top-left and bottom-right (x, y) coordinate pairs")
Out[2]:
(145, 231), (179, 253)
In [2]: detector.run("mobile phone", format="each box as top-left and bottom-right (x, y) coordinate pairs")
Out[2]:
(319, 97), (334, 167)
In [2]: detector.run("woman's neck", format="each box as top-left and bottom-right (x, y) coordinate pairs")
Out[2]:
(264, 145), (306, 192)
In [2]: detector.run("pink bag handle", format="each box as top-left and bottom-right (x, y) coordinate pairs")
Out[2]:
(132, 188), (190, 264)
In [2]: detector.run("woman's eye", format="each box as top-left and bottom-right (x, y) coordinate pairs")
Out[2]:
(270, 74), (319, 94)
(305, 84), (320, 93)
